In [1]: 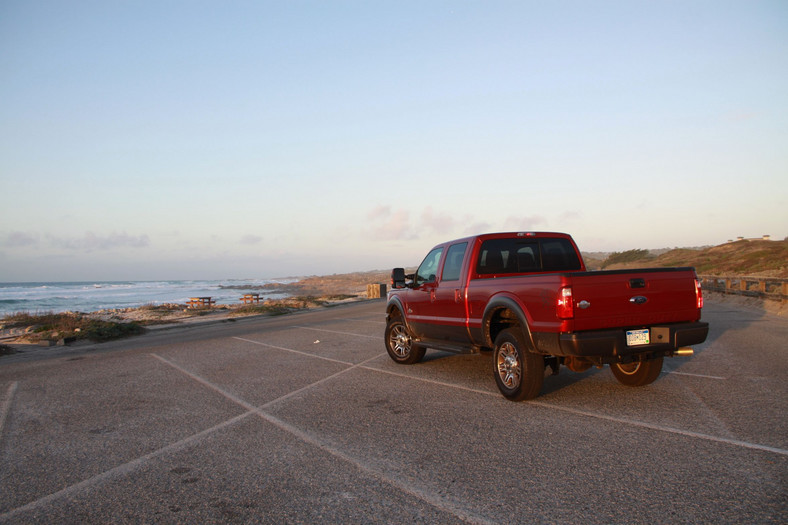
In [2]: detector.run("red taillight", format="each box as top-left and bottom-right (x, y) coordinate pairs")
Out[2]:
(557, 286), (574, 319)
(695, 278), (704, 309)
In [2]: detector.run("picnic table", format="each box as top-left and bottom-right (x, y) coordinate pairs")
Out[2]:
(187, 297), (215, 308)
(240, 293), (264, 304)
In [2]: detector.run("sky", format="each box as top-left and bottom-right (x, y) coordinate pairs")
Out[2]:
(1, 1), (786, 282)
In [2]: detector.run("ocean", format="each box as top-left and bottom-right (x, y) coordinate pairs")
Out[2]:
(0, 279), (296, 317)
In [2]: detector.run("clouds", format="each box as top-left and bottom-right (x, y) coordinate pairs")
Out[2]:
(2, 231), (150, 252)
(364, 205), (462, 241)
(365, 206), (415, 241)
(364, 205), (558, 243)
(4, 231), (38, 248)
(503, 215), (547, 231)
(240, 234), (263, 245)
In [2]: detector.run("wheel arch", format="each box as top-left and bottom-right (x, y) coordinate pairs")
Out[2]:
(386, 297), (410, 328)
(482, 296), (536, 352)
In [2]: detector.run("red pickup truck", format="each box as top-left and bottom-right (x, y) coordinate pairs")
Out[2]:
(385, 232), (708, 400)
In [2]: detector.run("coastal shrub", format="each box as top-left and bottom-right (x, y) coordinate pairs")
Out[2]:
(231, 304), (293, 317)
(602, 249), (653, 268)
(1, 312), (144, 342)
(324, 294), (356, 301)
(81, 319), (145, 341)
(3, 312), (82, 331)
(290, 295), (355, 307)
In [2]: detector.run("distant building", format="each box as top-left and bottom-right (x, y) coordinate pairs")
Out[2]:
(728, 235), (772, 242)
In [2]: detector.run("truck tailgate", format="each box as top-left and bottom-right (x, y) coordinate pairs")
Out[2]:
(568, 267), (701, 332)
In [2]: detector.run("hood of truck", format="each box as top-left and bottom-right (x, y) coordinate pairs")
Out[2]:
(568, 268), (701, 332)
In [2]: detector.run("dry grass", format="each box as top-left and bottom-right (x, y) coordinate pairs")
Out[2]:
(1, 311), (145, 343)
(599, 240), (788, 277)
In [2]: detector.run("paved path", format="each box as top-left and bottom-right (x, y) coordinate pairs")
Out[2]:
(0, 298), (785, 523)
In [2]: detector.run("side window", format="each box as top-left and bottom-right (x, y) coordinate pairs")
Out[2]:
(441, 242), (468, 281)
(415, 247), (444, 285)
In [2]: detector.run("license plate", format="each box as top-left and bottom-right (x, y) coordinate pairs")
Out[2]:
(626, 329), (650, 346)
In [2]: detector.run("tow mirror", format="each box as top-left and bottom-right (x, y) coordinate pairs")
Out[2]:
(391, 268), (407, 288)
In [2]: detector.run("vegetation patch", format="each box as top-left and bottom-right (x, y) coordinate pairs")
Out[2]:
(601, 249), (654, 269)
(654, 240), (788, 277)
(1, 312), (144, 343)
(230, 304), (294, 317)
(595, 240), (787, 277)
(229, 294), (358, 318)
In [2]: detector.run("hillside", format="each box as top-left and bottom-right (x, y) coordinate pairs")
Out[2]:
(600, 240), (788, 277)
(281, 239), (787, 297)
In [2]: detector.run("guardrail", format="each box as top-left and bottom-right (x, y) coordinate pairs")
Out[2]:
(699, 275), (788, 302)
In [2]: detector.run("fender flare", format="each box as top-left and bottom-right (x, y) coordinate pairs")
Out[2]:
(386, 297), (414, 334)
(482, 295), (536, 350)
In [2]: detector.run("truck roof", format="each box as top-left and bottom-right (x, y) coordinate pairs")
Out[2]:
(434, 232), (575, 246)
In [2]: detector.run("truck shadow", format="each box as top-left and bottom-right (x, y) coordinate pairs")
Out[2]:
(540, 367), (606, 396)
(419, 350), (609, 398)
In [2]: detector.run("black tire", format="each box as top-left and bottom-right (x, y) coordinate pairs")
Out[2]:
(492, 328), (544, 401)
(610, 356), (663, 386)
(385, 316), (425, 364)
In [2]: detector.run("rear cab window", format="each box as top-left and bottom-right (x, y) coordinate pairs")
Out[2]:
(476, 237), (581, 276)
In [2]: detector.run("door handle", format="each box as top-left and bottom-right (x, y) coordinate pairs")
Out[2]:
(430, 289), (436, 302)
(455, 289), (462, 303)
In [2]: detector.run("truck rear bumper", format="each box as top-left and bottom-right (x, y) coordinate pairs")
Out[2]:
(555, 321), (709, 359)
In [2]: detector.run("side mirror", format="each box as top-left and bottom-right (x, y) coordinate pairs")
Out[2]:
(391, 268), (407, 289)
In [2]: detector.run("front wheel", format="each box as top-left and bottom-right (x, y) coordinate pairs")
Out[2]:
(610, 356), (663, 386)
(385, 317), (425, 364)
(492, 328), (544, 401)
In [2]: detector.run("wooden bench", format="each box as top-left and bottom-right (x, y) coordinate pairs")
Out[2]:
(240, 293), (263, 304)
(187, 297), (215, 308)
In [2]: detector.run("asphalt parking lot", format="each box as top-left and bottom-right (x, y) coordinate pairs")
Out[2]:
(1, 298), (786, 523)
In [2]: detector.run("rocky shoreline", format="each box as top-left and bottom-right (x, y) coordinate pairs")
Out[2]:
(0, 271), (392, 347)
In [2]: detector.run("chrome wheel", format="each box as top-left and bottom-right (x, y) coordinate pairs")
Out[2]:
(384, 316), (426, 364)
(389, 324), (412, 358)
(496, 341), (522, 389)
(492, 328), (544, 401)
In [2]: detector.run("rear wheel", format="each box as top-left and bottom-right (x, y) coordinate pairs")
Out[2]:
(610, 356), (663, 386)
(385, 316), (425, 364)
(492, 328), (544, 401)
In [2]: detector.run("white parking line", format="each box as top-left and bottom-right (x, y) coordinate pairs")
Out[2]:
(666, 371), (727, 380)
(2, 345), (366, 522)
(3, 347), (491, 523)
(292, 325), (383, 339)
(154, 352), (494, 524)
(232, 336), (355, 365)
(360, 365), (788, 457)
(0, 411), (253, 521)
(533, 401), (788, 457)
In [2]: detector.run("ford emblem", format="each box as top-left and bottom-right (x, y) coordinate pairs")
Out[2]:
(630, 296), (648, 305)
